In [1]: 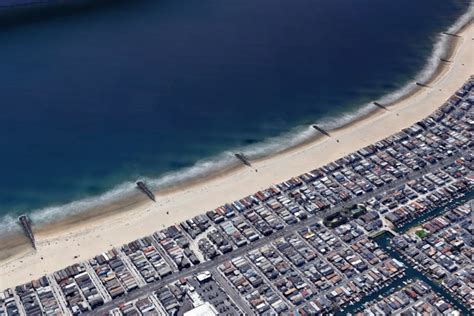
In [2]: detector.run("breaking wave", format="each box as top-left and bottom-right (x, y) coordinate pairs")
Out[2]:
(0, 2), (473, 236)
(321, 1), (474, 130)
(0, 214), (22, 237)
(0, 181), (137, 236)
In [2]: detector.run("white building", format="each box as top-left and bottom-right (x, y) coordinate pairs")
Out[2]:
(183, 302), (218, 316)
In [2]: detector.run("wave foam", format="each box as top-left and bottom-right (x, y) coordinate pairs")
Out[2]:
(319, 2), (474, 131)
(0, 181), (137, 234)
(0, 214), (22, 237)
(1, 3), (473, 236)
(146, 151), (238, 189)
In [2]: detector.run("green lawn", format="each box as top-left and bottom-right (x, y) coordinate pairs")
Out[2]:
(415, 229), (428, 238)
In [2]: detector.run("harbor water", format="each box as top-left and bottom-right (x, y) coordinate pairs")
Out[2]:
(341, 192), (474, 315)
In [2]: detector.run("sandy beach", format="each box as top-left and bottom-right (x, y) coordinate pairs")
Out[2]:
(0, 21), (473, 289)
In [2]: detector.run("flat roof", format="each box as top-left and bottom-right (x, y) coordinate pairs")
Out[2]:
(183, 302), (218, 316)
(196, 271), (212, 282)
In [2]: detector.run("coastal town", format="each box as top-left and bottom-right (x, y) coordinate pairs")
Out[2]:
(1, 76), (473, 315)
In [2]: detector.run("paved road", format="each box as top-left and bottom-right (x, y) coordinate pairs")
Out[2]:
(86, 151), (468, 315)
(210, 267), (254, 315)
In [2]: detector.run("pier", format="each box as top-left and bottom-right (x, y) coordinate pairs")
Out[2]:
(136, 181), (156, 202)
(311, 124), (331, 137)
(442, 32), (460, 37)
(234, 153), (252, 167)
(373, 101), (388, 111)
(415, 82), (430, 88)
(3, 78), (473, 316)
(18, 215), (36, 250)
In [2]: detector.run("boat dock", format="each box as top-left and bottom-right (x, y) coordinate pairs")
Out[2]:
(234, 153), (252, 167)
(312, 124), (331, 137)
(136, 181), (156, 202)
(18, 215), (36, 250)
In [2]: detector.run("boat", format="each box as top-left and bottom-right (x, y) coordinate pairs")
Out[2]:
(136, 181), (156, 202)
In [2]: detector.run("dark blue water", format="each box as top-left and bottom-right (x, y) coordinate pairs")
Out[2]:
(0, 0), (470, 224)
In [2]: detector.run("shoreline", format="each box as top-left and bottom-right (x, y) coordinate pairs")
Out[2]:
(1, 18), (473, 289)
(1, 4), (472, 237)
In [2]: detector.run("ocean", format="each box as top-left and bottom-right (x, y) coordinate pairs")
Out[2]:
(0, 0), (472, 233)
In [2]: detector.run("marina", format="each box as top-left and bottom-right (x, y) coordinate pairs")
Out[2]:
(351, 279), (462, 315)
(343, 194), (473, 315)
